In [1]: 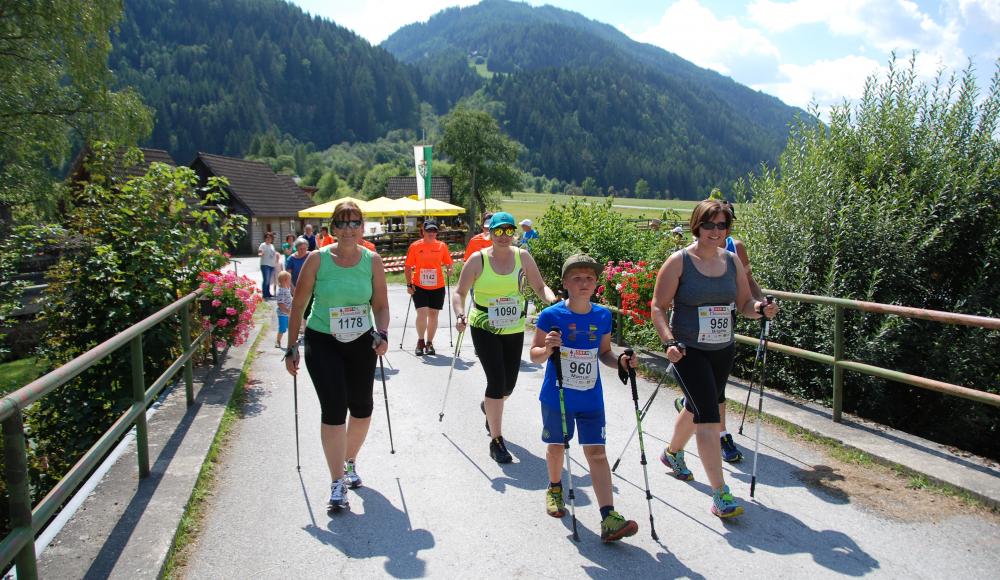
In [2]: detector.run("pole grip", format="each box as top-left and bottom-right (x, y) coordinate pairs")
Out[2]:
(623, 348), (639, 400)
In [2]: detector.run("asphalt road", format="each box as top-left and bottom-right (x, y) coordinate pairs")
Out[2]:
(187, 263), (999, 579)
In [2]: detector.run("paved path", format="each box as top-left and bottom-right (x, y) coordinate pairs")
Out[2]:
(184, 282), (1000, 579)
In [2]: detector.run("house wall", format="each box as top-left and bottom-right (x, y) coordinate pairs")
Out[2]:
(249, 216), (304, 254)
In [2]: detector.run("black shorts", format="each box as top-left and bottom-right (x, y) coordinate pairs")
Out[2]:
(303, 327), (376, 425)
(674, 344), (734, 424)
(413, 286), (446, 310)
(470, 327), (524, 399)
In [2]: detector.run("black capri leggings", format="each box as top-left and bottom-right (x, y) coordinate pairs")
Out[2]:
(675, 344), (735, 424)
(470, 327), (523, 399)
(303, 327), (376, 425)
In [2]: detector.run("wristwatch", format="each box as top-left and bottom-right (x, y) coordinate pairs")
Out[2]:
(284, 346), (298, 359)
(662, 339), (679, 350)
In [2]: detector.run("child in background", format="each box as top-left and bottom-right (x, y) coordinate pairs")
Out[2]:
(275, 271), (293, 348)
(529, 253), (639, 543)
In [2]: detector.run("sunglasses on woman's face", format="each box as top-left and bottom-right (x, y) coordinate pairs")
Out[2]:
(699, 221), (730, 231)
(333, 219), (363, 229)
(492, 226), (517, 237)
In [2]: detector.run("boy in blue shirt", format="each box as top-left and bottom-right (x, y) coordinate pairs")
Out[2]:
(530, 254), (639, 543)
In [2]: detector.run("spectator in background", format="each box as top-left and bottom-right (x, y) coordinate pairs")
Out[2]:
(318, 226), (334, 248)
(464, 211), (494, 262)
(281, 234), (295, 257)
(303, 224), (317, 251)
(285, 237), (310, 289)
(258, 232), (277, 299)
(518, 219), (538, 251)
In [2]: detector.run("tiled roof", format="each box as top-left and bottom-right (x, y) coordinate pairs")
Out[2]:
(385, 176), (453, 202)
(66, 146), (177, 183)
(193, 153), (314, 215)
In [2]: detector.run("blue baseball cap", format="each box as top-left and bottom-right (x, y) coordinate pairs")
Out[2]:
(488, 212), (516, 229)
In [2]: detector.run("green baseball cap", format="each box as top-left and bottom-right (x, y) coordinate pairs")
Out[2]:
(561, 253), (603, 279)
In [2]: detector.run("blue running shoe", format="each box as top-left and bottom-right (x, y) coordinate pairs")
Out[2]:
(660, 448), (694, 481)
(720, 434), (743, 463)
(711, 484), (744, 518)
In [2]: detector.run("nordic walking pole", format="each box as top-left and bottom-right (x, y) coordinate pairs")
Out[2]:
(611, 369), (666, 472)
(438, 328), (465, 421)
(750, 296), (774, 498)
(446, 270), (453, 347)
(399, 294), (413, 349)
(551, 329), (580, 542)
(379, 355), (396, 454)
(293, 374), (301, 471)
(622, 348), (659, 540)
(738, 319), (769, 434)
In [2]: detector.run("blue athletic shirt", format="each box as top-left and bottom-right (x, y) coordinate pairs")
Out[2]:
(536, 301), (613, 413)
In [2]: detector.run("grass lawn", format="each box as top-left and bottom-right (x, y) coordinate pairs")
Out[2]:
(0, 357), (47, 396)
(498, 191), (714, 225)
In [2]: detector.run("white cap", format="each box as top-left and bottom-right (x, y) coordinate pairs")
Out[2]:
(520, 219), (533, 227)
(671, 226), (683, 234)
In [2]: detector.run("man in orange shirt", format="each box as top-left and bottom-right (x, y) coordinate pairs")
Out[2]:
(405, 220), (454, 356)
(463, 211), (493, 262)
(317, 226), (334, 248)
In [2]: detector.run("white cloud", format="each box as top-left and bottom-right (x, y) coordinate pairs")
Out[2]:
(754, 55), (884, 115)
(630, 0), (780, 76)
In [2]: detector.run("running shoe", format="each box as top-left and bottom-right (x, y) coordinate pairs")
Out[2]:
(425, 342), (436, 355)
(674, 397), (686, 413)
(415, 339), (425, 356)
(327, 478), (349, 512)
(711, 484), (744, 518)
(660, 448), (694, 481)
(600, 511), (639, 543)
(546, 485), (566, 518)
(490, 436), (513, 464)
(344, 459), (362, 489)
(720, 433), (744, 463)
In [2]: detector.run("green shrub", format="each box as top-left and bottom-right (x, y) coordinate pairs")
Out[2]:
(736, 55), (1000, 458)
(24, 143), (246, 502)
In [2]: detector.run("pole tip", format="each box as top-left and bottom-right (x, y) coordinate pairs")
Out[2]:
(438, 413), (444, 422)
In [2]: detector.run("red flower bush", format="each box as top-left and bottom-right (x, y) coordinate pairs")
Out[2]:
(597, 260), (658, 325)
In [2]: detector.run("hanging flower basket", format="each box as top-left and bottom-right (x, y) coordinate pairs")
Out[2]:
(197, 269), (262, 351)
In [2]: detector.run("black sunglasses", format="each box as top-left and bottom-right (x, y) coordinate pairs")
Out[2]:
(699, 221), (730, 231)
(332, 219), (363, 229)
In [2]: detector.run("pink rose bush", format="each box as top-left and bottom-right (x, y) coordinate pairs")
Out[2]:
(198, 269), (262, 350)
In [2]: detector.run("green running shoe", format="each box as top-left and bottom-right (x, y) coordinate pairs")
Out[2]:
(600, 511), (639, 543)
(546, 486), (565, 518)
(344, 459), (362, 489)
(711, 484), (744, 518)
(660, 448), (694, 481)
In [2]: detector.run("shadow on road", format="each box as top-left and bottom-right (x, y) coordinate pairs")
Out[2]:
(302, 483), (435, 579)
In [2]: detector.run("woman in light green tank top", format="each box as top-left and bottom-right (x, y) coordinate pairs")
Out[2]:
(284, 201), (390, 512)
(452, 212), (557, 464)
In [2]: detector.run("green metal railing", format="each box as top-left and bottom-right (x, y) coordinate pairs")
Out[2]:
(611, 290), (1000, 421)
(0, 290), (212, 579)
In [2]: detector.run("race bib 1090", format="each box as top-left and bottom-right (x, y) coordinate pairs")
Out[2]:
(487, 296), (522, 328)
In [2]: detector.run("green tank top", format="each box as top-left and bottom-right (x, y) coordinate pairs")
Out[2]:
(470, 248), (527, 335)
(306, 246), (374, 338)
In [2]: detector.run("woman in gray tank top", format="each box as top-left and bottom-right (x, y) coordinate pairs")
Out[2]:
(650, 199), (779, 519)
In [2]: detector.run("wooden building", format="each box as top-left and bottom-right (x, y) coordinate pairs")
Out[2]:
(190, 153), (314, 255)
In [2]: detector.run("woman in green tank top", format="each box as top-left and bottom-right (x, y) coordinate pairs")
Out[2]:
(452, 212), (557, 464)
(284, 200), (390, 512)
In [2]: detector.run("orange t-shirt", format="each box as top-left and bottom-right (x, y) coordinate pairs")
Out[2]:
(463, 233), (492, 262)
(405, 239), (453, 290)
(317, 235), (334, 248)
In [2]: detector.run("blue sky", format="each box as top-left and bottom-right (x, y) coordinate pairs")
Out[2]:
(289, 0), (1000, 118)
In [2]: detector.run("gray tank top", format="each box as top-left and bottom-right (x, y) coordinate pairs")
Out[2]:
(670, 248), (737, 351)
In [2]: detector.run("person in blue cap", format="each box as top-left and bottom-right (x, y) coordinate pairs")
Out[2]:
(452, 212), (558, 463)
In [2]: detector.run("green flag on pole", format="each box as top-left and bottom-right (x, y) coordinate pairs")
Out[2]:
(414, 145), (433, 200)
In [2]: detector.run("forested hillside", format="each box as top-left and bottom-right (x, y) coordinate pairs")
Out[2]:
(385, 0), (807, 196)
(111, 0), (421, 163)
(109, 0), (808, 198)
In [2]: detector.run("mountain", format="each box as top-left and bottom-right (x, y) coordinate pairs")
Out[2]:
(111, 0), (421, 163)
(384, 0), (808, 197)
